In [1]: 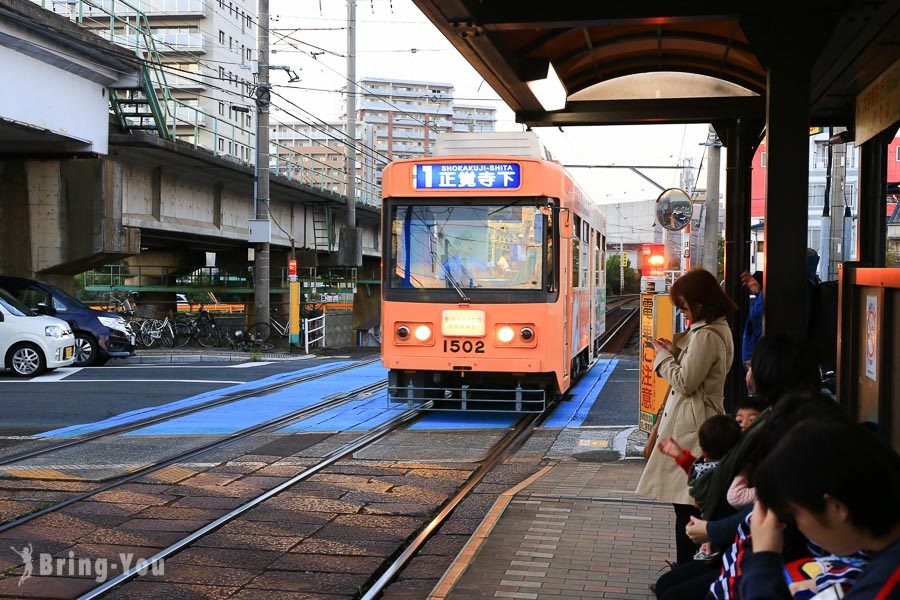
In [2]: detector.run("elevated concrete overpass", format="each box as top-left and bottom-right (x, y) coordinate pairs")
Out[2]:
(0, 0), (381, 294)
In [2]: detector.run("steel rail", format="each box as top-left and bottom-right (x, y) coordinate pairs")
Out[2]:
(0, 380), (387, 533)
(360, 396), (560, 600)
(0, 357), (380, 467)
(77, 403), (427, 600)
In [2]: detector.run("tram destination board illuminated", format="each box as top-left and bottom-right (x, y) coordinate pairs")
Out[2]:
(413, 163), (521, 190)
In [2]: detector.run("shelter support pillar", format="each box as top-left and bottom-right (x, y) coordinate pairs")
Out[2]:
(762, 26), (813, 339)
(856, 130), (891, 267)
(723, 119), (760, 411)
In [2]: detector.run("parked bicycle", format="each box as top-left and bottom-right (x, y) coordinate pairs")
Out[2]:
(173, 306), (222, 348)
(248, 303), (323, 343)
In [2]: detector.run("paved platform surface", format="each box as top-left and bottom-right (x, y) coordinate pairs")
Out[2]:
(440, 461), (672, 600)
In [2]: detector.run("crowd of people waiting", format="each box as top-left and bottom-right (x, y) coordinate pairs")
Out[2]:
(636, 268), (900, 600)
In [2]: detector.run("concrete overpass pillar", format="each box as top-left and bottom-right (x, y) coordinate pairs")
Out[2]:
(0, 158), (139, 286)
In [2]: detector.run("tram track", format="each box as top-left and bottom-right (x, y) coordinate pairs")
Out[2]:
(360, 398), (557, 599)
(0, 379), (389, 534)
(75, 403), (428, 599)
(0, 357), (380, 467)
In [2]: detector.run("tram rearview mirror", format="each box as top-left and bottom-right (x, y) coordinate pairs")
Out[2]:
(655, 188), (693, 231)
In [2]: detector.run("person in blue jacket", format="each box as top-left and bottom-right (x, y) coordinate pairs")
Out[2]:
(740, 270), (764, 370)
(744, 419), (900, 599)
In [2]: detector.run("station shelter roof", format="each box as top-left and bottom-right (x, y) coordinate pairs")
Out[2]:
(413, 0), (900, 128)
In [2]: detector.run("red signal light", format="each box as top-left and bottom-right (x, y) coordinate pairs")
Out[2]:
(641, 244), (666, 276)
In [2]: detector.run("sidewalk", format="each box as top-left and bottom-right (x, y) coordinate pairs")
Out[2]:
(436, 461), (672, 600)
(118, 347), (316, 364)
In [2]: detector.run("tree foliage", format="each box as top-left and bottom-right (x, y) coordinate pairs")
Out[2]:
(606, 254), (641, 295)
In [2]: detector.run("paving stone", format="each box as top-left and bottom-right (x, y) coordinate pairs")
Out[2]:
(289, 537), (398, 557)
(192, 532), (300, 552)
(268, 553), (382, 574)
(143, 564), (260, 587)
(331, 514), (421, 529)
(396, 555), (451, 580)
(379, 578), (441, 600)
(241, 508), (336, 525)
(171, 496), (247, 510)
(106, 581), (239, 599)
(0, 575), (97, 598)
(313, 524), (416, 542)
(135, 507), (228, 521)
(265, 496), (362, 514)
(119, 518), (209, 533)
(215, 520), (321, 538)
(360, 502), (435, 517)
(243, 570), (368, 593)
(168, 547), (282, 570)
(229, 591), (352, 600)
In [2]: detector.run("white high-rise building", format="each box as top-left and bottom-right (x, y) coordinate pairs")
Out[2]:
(38, 0), (257, 160)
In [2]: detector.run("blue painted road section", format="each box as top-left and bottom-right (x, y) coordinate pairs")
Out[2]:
(125, 363), (388, 436)
(409, 411), (519, 430)
(541, 358), (618, 428)
(39, 362), (357, 438)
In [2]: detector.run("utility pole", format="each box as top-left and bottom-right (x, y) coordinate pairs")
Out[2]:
(819, 128), (834, 280)
(702, 126), (722, 274)
(252, 0), (271, 326)
(338, 0), (362, 266)
(828, 130), (848, 280)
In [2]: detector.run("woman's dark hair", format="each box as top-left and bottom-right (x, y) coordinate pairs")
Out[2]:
(670, 268), (738, 323)
(744, 391), (848, 486)
(756, 419), (900, 537)
(750, 334), (820, 403)
(699, 415), (742, 460)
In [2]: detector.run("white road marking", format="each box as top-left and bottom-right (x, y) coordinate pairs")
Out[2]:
(35, 367), (82, 382)
(613, 426), (637, 459)
(227, 361), (273, 368)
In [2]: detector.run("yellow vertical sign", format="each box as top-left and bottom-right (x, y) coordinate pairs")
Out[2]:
(639, 293), (675, 432)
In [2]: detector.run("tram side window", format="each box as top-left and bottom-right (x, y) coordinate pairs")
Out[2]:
(595, 231), (603, 287)
(572, 215), (582, 288)
(581, 222), (589, 287)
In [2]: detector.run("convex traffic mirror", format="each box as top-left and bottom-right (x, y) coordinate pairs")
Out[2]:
(655, 188), (693, 231)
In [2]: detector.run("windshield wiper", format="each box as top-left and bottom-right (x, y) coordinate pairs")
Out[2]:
(432, 249), (470, 303)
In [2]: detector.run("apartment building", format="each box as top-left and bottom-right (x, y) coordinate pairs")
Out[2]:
(40, 0), (256, 160)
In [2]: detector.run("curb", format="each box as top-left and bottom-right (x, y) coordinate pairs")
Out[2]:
(117, 353), (316, 365)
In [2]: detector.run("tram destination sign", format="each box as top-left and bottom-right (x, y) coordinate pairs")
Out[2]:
(413, 163), (521, 190)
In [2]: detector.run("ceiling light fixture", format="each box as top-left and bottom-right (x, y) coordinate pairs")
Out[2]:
(526, 63), (567, 112)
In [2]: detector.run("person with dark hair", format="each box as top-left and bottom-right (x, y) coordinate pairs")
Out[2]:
(637, 268), (737, 565)
(744, 419), (900, 599)
(659, 415), (742, 482)
(735, 396), (768, 431)
(654, 392), (850, 600)
(740, 270), (764, 372)
(746, 334), (820, 401)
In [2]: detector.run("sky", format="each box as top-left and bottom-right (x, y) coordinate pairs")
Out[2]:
(268, 0), (720, 205)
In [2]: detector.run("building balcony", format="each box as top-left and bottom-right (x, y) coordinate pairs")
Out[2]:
(115, 32), (206, 53)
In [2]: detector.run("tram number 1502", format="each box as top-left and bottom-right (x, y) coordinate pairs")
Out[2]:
(443, 339), (485, 354)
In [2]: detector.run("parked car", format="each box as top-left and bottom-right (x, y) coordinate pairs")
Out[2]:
(0, 288), (76, 376)
(0, 276), (136, 366)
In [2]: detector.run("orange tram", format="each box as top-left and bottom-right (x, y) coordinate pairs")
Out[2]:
(381, 134), (607, 411)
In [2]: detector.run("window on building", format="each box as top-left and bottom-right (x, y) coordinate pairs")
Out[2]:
(228, 36), (232, 50)
(809, 184), (825, 207)
(760, 151), (766, 167)
(218, 30), (224, 44)
(218, 138), (224, 151)
(219, 66), (224, 80)
(807, 228), (821, 250)
(814, 141), (828, 168)
(246, 48), (251, 61)
(218, 102), (224, 116)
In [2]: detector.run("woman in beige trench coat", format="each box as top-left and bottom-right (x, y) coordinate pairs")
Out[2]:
(636, 269), (736, 565)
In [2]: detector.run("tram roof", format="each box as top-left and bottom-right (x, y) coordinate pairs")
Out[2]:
(413, 0), (900, 127)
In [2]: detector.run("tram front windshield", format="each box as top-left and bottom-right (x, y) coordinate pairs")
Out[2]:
(389, 202), (551, 291)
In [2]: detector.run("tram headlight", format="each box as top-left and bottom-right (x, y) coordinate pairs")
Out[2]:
(413, 324), (432, 342)
(497, 326), (515, 343)
(520, 327), (535, 341)
(396, 325), (410, 340)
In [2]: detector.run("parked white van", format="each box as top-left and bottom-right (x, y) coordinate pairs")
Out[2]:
(0, 288), (76, 376)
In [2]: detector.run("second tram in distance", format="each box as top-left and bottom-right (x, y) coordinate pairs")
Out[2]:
(381, 133), (607, 411)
